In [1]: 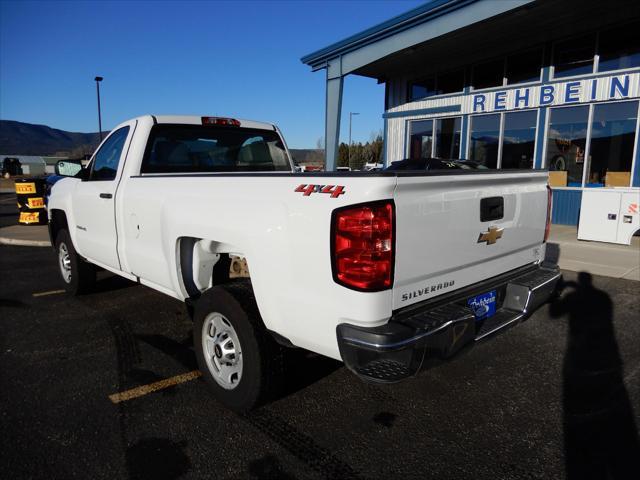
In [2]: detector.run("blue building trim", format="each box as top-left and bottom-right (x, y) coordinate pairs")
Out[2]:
(383, 105), (461, 119)
(551, 189), (582, 226)
(541, 65), (551, 83)
(301, 0), (479, 67)
(534, 108), (547, 168)
(460, 115), (469, 159)
(533, 67), (552, 168)
(459, 86), (471, 158)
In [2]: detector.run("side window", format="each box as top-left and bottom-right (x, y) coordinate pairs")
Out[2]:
(90, 126), (130, 181)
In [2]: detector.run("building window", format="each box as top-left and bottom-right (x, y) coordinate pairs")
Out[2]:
(472, 59), (504, 90)
(409, 117), (462, 159)
(506, 48), (543, 85)
(435, 117), (461, 159)
(410, 77), (436, 101)
(553, 34), (596, 78)
(409, 120), (434, 158)
(501, 110), (537, 169)
(409, 70), (464, 101)
(436, 70), (465, 96)
(587, 101), (638, 187)
(545, 106), (589, 186)
(598, 22), (640, 72)
(469, 114), (500, 168)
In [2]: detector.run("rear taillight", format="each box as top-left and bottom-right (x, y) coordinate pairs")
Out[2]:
(331, 201), (394, 291)
(544, 185), (552, 243)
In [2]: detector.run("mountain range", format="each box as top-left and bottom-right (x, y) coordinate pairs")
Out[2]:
(0, 120), (105, 156)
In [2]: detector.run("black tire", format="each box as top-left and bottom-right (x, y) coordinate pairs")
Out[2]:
(55, 229), (96, 295)
(193, 281), (284, 412)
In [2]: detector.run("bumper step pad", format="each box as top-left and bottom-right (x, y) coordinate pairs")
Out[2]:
(355, 359), (414, 383)
(475, 308), (522, 340)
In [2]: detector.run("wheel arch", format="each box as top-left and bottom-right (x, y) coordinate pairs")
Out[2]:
(177, 236), (249, 300)
(49, 208), (69, 248)
(625, 227), (640, 245)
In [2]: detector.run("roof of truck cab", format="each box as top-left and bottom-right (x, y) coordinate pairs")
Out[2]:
(150, 115), (276, 131)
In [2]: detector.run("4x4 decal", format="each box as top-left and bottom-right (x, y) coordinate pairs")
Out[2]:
(294, 184), (345, 198)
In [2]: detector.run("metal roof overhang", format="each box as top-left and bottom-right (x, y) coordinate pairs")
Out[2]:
(301, 0), (535, 78)
(302, 0), (640, 81)
(356, 0), (640, 81)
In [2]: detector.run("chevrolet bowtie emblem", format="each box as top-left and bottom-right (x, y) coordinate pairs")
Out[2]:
(478, 226), (504, 245)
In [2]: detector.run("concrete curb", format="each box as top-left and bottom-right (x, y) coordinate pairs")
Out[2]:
(0, 236), (51, 247)
(0, 225), (51, 247)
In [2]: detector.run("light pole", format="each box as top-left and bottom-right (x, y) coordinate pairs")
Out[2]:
(348, 112), (359, 168)
(94, 76), (104, 141)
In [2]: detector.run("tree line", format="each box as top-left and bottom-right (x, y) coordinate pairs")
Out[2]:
(337, 132), (383, 170)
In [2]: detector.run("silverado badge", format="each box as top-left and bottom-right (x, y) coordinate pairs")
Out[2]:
(478, 226), (504, 245)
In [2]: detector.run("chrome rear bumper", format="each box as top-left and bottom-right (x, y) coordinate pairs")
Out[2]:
(336, 263), (561, 383)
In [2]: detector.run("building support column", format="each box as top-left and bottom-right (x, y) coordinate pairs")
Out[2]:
(325, 73), (343, 172)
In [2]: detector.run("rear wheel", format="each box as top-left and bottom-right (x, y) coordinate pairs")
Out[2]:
(193, 281), (284, 412)
(55, 229), (95, 295)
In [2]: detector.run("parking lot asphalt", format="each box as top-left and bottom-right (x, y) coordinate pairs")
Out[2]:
(1, 244), (639, 480)
(0, 191), (19, 229)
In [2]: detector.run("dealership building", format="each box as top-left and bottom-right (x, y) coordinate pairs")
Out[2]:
(302, 0), (640, 226)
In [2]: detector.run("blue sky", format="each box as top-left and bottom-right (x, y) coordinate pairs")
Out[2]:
(0, 0), (424, 148)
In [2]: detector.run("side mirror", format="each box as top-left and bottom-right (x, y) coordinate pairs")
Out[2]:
(55, 160), (84, 177)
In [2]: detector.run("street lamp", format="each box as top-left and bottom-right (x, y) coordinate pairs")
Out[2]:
(348, 112), (359, 168)
(94, 76), (104, 141)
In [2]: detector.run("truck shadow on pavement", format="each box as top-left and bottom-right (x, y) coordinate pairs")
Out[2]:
(281, 349), (342, 398)
(91, 271), (139, 294)
(549, 272), (640, 479)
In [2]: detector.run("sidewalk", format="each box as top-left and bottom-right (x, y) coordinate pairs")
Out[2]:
(0, 176), (17, 193)
(0, 220), (638, 280)
(546, 224), (640, 281)
(0, 225), (50, 247)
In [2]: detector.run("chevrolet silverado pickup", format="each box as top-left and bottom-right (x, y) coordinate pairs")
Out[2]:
(48, 115), (560, 411)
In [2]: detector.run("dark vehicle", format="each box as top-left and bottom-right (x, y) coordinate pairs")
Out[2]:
(385, 158), (489, 171)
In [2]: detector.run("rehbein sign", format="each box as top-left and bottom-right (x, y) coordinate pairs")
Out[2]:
(464, 72), (640, 114)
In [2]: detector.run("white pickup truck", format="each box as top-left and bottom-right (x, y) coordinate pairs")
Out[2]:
(48, 115), (560, 411)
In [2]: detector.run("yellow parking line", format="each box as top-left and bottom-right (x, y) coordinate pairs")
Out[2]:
(32, 289), (66, 297)
(108, 370), (202, 404)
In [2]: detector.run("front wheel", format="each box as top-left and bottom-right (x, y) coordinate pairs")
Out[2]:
(55, 229), (95, 295)
(193, 281), (284, 412)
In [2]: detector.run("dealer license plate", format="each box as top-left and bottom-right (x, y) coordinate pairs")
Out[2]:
(468, 290), (497, 320)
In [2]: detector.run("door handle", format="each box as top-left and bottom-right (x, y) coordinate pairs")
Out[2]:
(99, 193), (113, 199)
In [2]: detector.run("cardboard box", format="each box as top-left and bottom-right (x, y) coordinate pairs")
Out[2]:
(548, 170), (568, 187)
(605, 171), (631, 187)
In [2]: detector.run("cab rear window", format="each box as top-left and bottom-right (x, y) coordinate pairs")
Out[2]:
(141, 124), (291, 173)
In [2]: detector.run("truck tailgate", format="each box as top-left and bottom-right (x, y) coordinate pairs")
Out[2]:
(392, 171), (549, 310)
